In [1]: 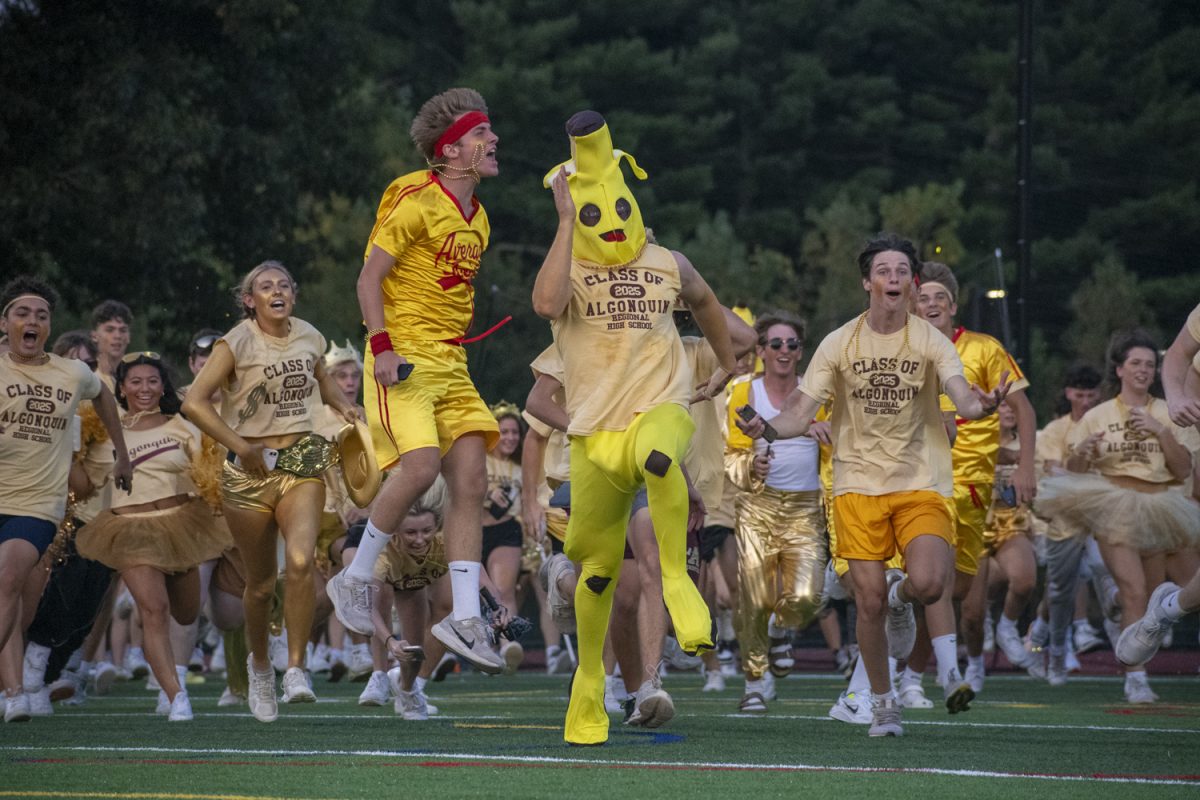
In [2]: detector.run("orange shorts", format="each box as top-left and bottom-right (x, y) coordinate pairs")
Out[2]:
(832, 490), (954, 562)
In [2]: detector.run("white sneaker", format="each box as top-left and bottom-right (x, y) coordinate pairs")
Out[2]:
(218, 686), (245, 707)
(663, 636), (703, 672)
(145, 672), (161, 691)
(247, 656), (278, 722)
(188, 647), (206, 673)
(156, 690), (171, 715)
(345, 642), (374, 681)
(1124, 672), (1158, 704)
(546, 647), (575, 675)
(4, 692), (32, 723)
(358, 671), (391, 706)
(701, 668), (726, 693)
(395, 689), (429, 720)
(996, 624), (1033, 669)
(168, 691), (194, 722)
(23, 643), (50, 690)
(624, 676), (675, 728)
(281, 667), (316, 704)
(885, 569), (916, 659)
(964, 660), (986, 694)
(1065, 645), (1081, 672)
(500, 640), (524, 675)
(1116, 582), (1179, 666)
(124, 647), (150, 679)
(868, 694), (903, 737)
(829, 689), (874, 725)
(90, 661), (118, 695)
(538, 553), (576, 633)
(325, 570), (376, 635)
(268, 634), (289, 674)
(898, 681), (933, 709)
(1046, 652), (1068, 687)
(431, 614), (505, 675)
(27, 687), (52, 717)
(418, 690), (438, 716)
(308, 643), (331, 673)
(1073, 621), (1105, 654)
(604, 674), (626, 713)
(210, 641), (227, 673)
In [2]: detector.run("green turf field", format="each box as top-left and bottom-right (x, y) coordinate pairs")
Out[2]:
(2, 669), (1198, 799)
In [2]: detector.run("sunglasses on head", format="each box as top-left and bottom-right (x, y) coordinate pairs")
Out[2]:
(190, 334), (218, 354)
(765, 338), (801, 351)
(121, 351), (161, 364)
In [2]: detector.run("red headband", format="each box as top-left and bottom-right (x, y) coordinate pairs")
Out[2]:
(434, 111), (490, 158)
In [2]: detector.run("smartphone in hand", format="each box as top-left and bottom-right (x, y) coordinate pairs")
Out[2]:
(737, 405), (778, 443)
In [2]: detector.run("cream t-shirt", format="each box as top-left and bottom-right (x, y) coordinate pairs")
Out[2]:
(1068, 397), (1200, 483)
(115, 416), (203, 509)
(682, 337), (725, 511)
(0, 353), (102, 522)
(220, 318), (326, 438)
(552, 244), (691, 436)
(800, 313), (963, 497)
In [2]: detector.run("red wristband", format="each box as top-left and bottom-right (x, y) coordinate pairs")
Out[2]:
(369, 331), (393, 356)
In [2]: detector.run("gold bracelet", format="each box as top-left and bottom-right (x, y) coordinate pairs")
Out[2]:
(366, 327), (388, 338)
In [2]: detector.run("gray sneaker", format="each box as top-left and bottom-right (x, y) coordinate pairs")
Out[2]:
(395, 689), (429, 720)
(885, 569), (916, 659)
(624, 676), (675, 728)
(325, 571), (376, 636)
(868, 694), (903, 737)
(1116, 582), (1179, 666)
(538, 553), (576, 633)
(431, 615), (505, 675)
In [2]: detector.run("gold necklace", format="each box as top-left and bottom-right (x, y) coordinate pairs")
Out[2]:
(122, 407), (163, 429)
(429, 142), (484, 184)
(7, 350), (49, 365)
(843, 311), (910, 365)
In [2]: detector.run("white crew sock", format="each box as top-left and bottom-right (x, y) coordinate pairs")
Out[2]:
(767, 613), (787, 639)
(448, 561), (482, 620)
(1162, 588), (1184, 620)
(346, 520), (392, 581)
(413, 676), (427, 694)
(932, 634), (959, 685)
(997, 614), (1019, 637)
(900, 665), (923, 688)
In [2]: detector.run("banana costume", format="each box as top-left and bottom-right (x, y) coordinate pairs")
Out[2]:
(543, 111), (712, 745)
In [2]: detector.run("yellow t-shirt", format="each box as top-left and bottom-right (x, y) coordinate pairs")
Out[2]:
(115, 416), (203, 509)
(0, 353), (102, 522)
(375, 532), (448, 591)
(366, 170), (490, 342)
(1036, 414), (1080, 473)
(938, 328), (1030, 483)
(552, 244), (691, 436)
(219, 318), (327, 438)
(800, 313), (963, 497)
(682, 337), (725, 512)
(1068, 397), (1200, 482)
(484, 453), (522, 523)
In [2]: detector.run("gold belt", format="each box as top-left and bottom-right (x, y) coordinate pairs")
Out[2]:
(275, 433), (339, 477)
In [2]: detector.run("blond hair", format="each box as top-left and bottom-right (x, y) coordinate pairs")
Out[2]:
(410, 88), (489, 164)
(235, 260), (297, 319)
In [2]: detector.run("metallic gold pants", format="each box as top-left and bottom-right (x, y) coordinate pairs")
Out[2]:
(734, 486), (827, 679)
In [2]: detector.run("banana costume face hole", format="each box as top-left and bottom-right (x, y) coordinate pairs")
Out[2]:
(543, 111), (649, 268)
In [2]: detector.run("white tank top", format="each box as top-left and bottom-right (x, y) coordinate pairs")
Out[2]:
(752, 378), (820, 492)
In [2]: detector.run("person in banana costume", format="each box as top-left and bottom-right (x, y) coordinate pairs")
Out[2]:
(532, 110), (737, 745)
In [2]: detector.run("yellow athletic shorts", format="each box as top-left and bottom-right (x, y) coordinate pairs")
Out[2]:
(364, 339), (499, 469)
(832, 490), (954, 562)
(951, 482), (991, 576)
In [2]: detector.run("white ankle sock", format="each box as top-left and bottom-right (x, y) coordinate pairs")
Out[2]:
(901, 666), (923, 687)
(998, 615), (1019, 636)
(448, 561), (482, 620)
(1162, 588), (1184, 620)
(347, 520), (391, 580)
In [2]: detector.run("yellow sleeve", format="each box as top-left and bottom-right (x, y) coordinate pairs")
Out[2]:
(371, 187), (425, 260)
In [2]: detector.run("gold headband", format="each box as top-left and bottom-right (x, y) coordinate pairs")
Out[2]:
(490, 400), (520, 420)
(1, 294), (49, 318)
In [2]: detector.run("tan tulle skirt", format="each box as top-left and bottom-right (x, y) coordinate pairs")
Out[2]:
(76, 497), (233, 573)
(1035, 472), (1200, 551)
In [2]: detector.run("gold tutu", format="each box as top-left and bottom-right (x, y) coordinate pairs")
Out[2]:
(76, 497), (234, 573)
(1035, 472), (1200, 551)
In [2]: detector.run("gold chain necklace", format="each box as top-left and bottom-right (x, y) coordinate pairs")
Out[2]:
(7, 350), (49, 366)
(843, 311), (910, 366)
(429, 142), (484, 184)
(122, 408), (163, 429)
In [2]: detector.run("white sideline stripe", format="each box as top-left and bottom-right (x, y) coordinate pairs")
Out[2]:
(46, 713), (504, 721)
(720, 712), (1200, 735)
(0, 745), (1195, 786)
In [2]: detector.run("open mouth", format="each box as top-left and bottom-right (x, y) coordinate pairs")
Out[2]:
(269, 299), (286, 311)
(600, 230), (626, 243)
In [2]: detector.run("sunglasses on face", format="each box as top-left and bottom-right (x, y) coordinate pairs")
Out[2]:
(764, 338), (801, 351)
(121, 351), (161, 363)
